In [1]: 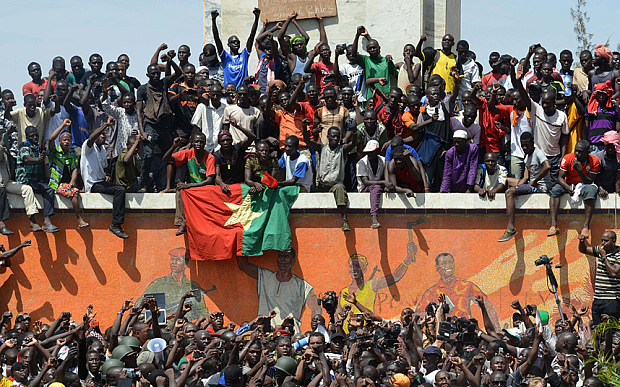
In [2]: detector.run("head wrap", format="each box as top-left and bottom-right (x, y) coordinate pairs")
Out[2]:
(595, 44), (612, 62)
(290, 35), (306, 46)
(218, 129), (232, 142)
(602, 130), (620, 163)
(587, 80), (613, 114)
(196, 66), (208, 74)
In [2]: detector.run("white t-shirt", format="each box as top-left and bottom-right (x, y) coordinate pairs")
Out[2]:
(356, 155), (385, 192)
(191, 103), (225, 152)
(450, 116), (481, 145)
(340, 63), (367, 102)
(80, 140), (107, 192)
(510, 111), (533, 159)
(222, 104), (261, 144)
(43, 101), (70, 144)
(530, 101), (568, 157)
(525, 147), (551, 190)
(279, 152), (313, 192)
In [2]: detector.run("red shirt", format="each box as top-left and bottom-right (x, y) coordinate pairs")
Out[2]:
(481, 72), (505, 89)
(475, 99), (512, 153)
(311, 61), (334, 93)
(373, 89), (404, 139)
(298, 101), (319, 141)
(22, 79), (55, 96)
(560, 153), (600, 185)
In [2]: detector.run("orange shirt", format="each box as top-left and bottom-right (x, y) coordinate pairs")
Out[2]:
(275, 105), (308, 149)
(560, 153), (600, 185)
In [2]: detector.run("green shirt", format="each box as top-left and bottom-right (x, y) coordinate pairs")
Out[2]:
(358, 54), (398, 99)
(48, 144), (79, 190)
(114, 149), (140, 191)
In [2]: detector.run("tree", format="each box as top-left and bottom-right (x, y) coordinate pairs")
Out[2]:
(570, 0), (593, 54)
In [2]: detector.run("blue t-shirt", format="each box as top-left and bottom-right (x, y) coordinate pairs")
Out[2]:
(385, 144), (421, 162)
(279, 154), (308, 178)
(221, 48), (250, 88)
(69, 103), (90, 147)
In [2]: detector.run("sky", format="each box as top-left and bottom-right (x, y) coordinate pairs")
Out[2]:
(1, 0), (617, 107)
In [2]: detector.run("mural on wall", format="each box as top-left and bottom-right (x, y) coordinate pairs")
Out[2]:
(0, 212), (602, 330)
(139, 247), (216, 322)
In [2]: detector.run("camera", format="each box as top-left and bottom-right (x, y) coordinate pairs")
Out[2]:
(374, 324), (401, 347)
(122, 368), (141, 379)
(437, 320), (457, 339)
(426, 302), (450, 317)
(535, 255), (552, 266)
(318, 291), (338, 316)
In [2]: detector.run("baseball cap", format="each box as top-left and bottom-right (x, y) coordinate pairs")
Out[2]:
(383, 373), (410, 387)
(538, 310), (550, 325)
(203, 44), (217, 62)
(502, 327), (522, 341)
(363, 140), (379, 153)
(422, 345), (442, 356)
(492, 54), (512, 67)
(453, 129), (469, 140)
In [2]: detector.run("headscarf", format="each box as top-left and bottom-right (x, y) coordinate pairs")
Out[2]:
(218, 129), (232, 142)
(290, 35), (306, 46)
(595, 44), (612, 62)
(587, 80), (613, 114)
(602, 130), (620, 163)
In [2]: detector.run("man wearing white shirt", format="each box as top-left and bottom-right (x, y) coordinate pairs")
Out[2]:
(191, 84), (225, 152)
(456, 40), (481, 109)
(81, 117), (128, 239)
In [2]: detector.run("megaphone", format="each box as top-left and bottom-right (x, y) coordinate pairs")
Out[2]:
(147, 338), (166, 352)
(147, 338), (167, 364)
(292, 336), (308, 351)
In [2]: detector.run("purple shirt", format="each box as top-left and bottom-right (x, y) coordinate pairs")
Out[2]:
(585, 107), (619, 144)
(440, 143), (479, 193)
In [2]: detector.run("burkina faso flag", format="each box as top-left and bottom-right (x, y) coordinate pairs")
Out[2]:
(181, 183), (300, 260)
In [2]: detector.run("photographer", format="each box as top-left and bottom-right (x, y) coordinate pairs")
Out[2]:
(578, 230), (620, 325)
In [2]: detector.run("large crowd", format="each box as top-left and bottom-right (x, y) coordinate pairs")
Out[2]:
(1, 6), (620, 387)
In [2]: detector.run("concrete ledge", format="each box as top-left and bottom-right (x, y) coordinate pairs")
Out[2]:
(6, 192), (619, 212)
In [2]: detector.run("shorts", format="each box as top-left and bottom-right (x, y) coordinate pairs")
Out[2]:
(513, 184), (545, 195)
(549, 183), (598, 200)
(56, 183), (79, 198)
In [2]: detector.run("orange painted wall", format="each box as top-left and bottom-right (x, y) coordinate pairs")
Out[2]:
(0, 211), (606, 330)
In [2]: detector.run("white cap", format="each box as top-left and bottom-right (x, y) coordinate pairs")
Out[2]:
(453, 130), (469, 140)
(363, 140), (380, 153)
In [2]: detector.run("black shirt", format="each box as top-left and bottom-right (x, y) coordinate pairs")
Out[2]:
(214, 143), (246, 184)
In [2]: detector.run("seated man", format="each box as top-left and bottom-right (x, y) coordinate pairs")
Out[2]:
(356, 140), (393, 229)
(214, 119), (256, 193)
(303, 120), (356, 231)
(163, 133), (216, 236)
(114, 135), (143, 192)
(47, 119), (88, 229)
(499, 132), (551, 242)
(474, 152), (507, 200)
(275, 135), (313, 193)
(594, 130), (620, 198)
(548, 140), (599, 239)
(385, 145), (425, 197)
(245, 140), (280, 193)
(81, 117), (128, 239)
(16, 126), (59, 233)
(440, 130), (479, 193)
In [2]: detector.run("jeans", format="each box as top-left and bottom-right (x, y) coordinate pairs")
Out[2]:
(344, 153), (358, 192)
(91, 181), (125, 225)
(27, 182), (55, 217)
(142, 123), (173, 192)
(592, 298), (620, 326)
(546, 154), (562, 186)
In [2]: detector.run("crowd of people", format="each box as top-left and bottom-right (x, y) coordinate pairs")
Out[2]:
(0, 9), (617, 237)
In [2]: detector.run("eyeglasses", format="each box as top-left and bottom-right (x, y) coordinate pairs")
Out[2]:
(442, 38), (454, 42)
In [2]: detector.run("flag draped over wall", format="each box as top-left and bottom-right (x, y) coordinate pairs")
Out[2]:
(181, 184), (300, 260)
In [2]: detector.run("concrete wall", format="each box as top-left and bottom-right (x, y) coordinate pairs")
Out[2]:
(212, 0), (460, 72)
(0, 191), (610, 331)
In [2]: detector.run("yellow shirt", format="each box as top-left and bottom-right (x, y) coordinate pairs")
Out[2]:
(9, 107), (52, 146)
(430, 51), (457, 94)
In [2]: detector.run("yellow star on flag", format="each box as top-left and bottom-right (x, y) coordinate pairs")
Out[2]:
(224, 193), (264, 230)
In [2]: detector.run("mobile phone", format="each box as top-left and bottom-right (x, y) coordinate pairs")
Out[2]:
(409, 366), (416, 374)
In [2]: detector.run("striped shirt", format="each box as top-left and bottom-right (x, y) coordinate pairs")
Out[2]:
(593, 246), (620, 300)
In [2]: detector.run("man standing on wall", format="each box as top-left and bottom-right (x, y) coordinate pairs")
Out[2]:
(578, 230), (620, 325)
(237, 249), (322, 330)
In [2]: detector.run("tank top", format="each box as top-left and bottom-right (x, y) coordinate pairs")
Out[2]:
(591, 70), (614, 88)
(293, 55), (311, 76)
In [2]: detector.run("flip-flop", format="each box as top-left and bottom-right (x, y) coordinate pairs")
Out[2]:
(42, 224), (60, 233)
(547, 227), (560, 237)
(498, 229), (517, 242)
(30, 225), (43, 232)
(371, 222), (381, 229)
(341, 220), (351, 232)
(78, 223), (90, 230)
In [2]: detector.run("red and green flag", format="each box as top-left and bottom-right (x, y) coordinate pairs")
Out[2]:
(181, 184), (300, 260)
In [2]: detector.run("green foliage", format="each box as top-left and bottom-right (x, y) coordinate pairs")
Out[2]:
(586, 317), (620, 386)
(570, 0), (594, 54)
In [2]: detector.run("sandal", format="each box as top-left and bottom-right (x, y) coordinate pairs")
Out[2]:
(341, 220), (351, 232)
(547, 226), (560, 237)
(42, 224), (60, 233)
(498, 229), (517, 242)
(371, 222), (381, 229)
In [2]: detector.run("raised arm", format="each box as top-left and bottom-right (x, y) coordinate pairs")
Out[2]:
(163, 137), (182, 163)
(236, 255), (259, 279)
(278, 13), (296, 57)
(123, 135), (143, 163)
(413, 35), (427, 61)
(42, 70), (56, 106)
(314, 14), (327, 45)
(247, 8), (261, 53)
(48, 119), (72, 144)
(229, 117), (256, 150)
(290, 75), (310, 105)
(292, 14), (311, 44)
(211, 11), (224, 55)
(351, 26), (366, 63)
(302, 118), (323, 152)
(86, 117), (114, 148)
(511, 56), (532, 110)
(151, 43), (169, 65)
